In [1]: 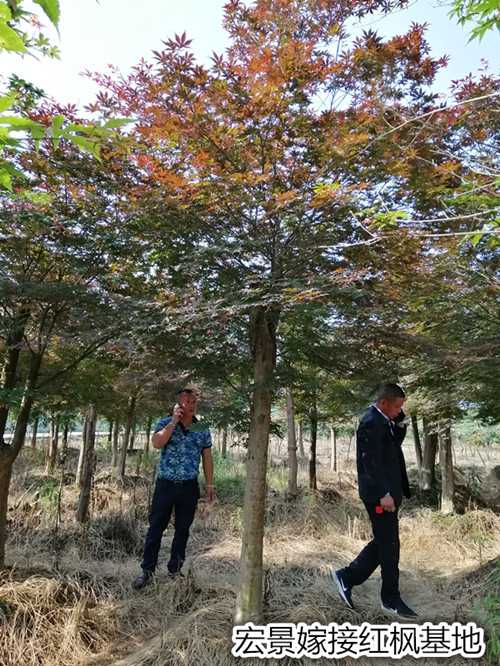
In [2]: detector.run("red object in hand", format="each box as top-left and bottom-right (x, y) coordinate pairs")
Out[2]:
(375, 505), (384, 514)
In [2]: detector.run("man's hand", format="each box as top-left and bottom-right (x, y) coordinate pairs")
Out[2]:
(380, 493), (396, 512)
(172, 403), (184, 425)
(206, 485), (216, 503)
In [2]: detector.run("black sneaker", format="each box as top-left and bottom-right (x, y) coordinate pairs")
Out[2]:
(132, 570), (153, 590)
(167, 570), (185, 580)
(331, 569), (355, 610)
(381, 598), (418, 618)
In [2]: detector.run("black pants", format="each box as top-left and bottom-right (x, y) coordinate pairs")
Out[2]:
(141, 477), (200, 574)
(341, 501), (400, 605)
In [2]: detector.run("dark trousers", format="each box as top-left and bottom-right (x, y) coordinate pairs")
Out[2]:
(141, 477), (200, 574)
(341, 501), (400, 605)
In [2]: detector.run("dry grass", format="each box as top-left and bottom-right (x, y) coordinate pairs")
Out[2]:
(1, 449), (499, 665)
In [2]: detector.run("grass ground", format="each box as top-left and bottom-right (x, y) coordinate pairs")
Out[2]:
(0, 444), (499, 666)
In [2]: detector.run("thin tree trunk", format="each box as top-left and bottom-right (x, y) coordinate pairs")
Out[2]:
(31, 415), (39, 450)
(309, 398), (318, 490)
(107, 420), (113, 448)
(76, 415), (88, 487)
(9, 352), (41, 458)
(119, 396), (136, 480)
(330, 425), (337, 472)
(0, 347), (20, 443)
(129, 417), (137, 451)
(421, 417), (438, 490)
(286, 388), (298, 496)
(76, 404), (97, 523)
(298, 420), (305, 459)
(0, 309), (29, 444)
(46, 413), (60, 475)
(112, 419), (120, 469)
(235, 306), (278, 624)
(439, 422), (455, 514)
(0, 456), (13, 569)
(411, 415), (423, 472)
(61, 422), (69, 464)
(0, 350), (42, 567)
(221, 428), (228, 459)
(145, 416), (152, 455)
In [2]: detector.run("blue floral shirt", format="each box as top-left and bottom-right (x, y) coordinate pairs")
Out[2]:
(154, 416), (212, 481)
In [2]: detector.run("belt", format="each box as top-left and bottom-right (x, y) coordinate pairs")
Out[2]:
(160, 477), (197, 485)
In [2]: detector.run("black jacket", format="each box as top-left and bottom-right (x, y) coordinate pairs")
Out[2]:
(356, 405), (411, 505)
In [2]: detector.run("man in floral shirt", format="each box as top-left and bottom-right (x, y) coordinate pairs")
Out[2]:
(133, 388), (215, 589)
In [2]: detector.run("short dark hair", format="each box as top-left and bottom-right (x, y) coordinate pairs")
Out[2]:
(176, 387), (198, 397)
(375, 383), (406, 401)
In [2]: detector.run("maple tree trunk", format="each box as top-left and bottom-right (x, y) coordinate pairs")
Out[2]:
(221, 427), (228, 459)
(0, 450), (13, 568)
(412, 415), (423, 472)
(75, 414), (88, 487)
(76, 404), (97, 523)
(46, 413), (60, 475)
(286, 388), (298, 496)
(144, 416), (152, 456)
(235, 307), (278, 624)
(0, 351), (41, 567)
(439, 422), (455, 514)
(298, 420), (305, 459)
(309, 399), (318, 490)
(128, 417), (137, 451)
(61, 422), (69, 463)
(111, 419), (120, 469)
(31, 415), (39, 450)
(0, 309), (29, 444)
(0, 348), (19, 444)
(119, 395), (136, 480)
(421, 417), (438, 490)
(330, 425), (337, 473)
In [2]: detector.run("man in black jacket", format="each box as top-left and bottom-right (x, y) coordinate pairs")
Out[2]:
(332, 383), (417, 618)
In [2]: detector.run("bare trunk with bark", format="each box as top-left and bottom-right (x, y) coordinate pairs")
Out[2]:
(286, 388), (298, 496)
(421, 417), (438, 490)
(129, 418), (137, 451)
(221, 428), (228, 459)
(76, 404), (97, 523)
(297, 420), (305, 459)
(309, 399), (318, 490)
(145, 416), (152, 455)
(119, 396), (136, 480)
(411, 415), (423, 472)
(439, 422), (455, 514)
(330, 425), (337, 472)
(75, 414), (88, 487)
(61, 422), (69, 465)
(0, 350), (41, 567)
(235, 307), (278, 624)
(0, 455), (13, 568)
(46, 413), (60, 475)
(0, 308), (29, 444)
(111, 420), (120, 469)
(31, 415), (39, 450)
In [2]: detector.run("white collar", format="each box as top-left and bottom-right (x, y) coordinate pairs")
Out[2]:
(373, 404), (391, 422)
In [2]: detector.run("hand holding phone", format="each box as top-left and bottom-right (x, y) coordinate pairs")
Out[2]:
(172, 403), (184, 424)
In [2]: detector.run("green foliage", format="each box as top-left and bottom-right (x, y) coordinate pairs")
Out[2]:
(449, 0), (500, 41)
(39, 477), (59, 513)
(474, 562), (500, 664)
(0, 1), (131, 190)
(0, 0), (60, 56)
(454, 415), (500, 447)
(33, 0), (60, 28)
(211, 450), (245, 502)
